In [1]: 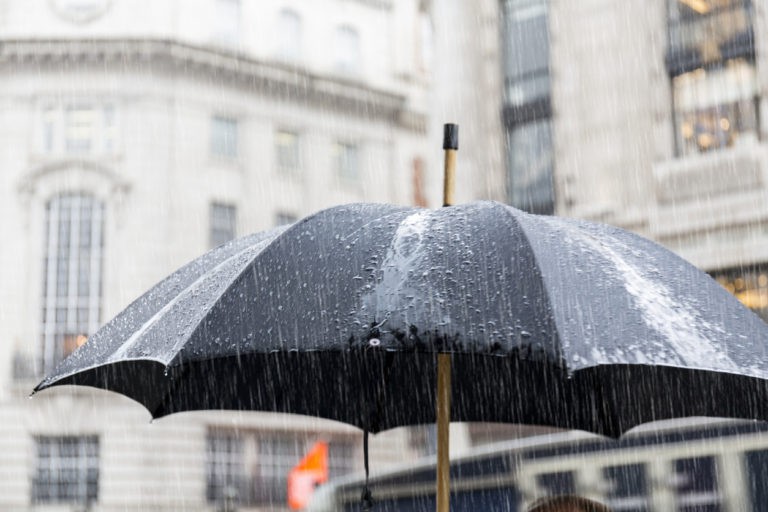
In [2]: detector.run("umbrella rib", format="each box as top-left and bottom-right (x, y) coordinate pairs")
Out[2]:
(110, 238), (275, 362)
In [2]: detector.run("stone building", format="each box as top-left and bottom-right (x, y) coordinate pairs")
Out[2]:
(0, 0), (444, 510)
(497, 0), (768, 507)
(501, 0), (768, 322)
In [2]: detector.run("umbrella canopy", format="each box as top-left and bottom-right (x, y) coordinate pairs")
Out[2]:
(35, 201), (768, 437)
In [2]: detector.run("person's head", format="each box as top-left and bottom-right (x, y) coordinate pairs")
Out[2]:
(527, 495), (612, 512)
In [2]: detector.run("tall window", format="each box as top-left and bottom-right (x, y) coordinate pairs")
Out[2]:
(667, 0), (757, 156)
(206, 433), (248, 505)
(417, 10), (433, 73)
(334, 25), (361, 75)
(333, 141), (360, 183)
(210, 203), (237, 248)
(214, 0), (240, 46)
(278, 9), (302, 62)
(211, 116), (238, 159)
(275, 129), (300, 174)
(501, 0), (554, 215)
(41, 194), (104, 374)
(32, 436), (99, 505)
(40, 102), (118, 156)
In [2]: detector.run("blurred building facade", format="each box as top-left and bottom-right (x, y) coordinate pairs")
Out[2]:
(501, 0), (768, 323)
(0, 0), (445, 510)
(497, 0), (768, 505)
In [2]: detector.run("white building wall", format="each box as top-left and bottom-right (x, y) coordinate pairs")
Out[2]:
(0, 0), (449, 510)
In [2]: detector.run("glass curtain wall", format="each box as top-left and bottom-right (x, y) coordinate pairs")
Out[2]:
(501, 0), (554, 215)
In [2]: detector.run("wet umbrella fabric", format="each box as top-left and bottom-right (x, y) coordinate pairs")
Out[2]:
(36, 201), (768, 437)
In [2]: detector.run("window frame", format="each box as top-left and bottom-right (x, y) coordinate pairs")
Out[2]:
(40, 193), (104, 375)
(334, 25), (361, 75)
(277, 9), (302, 62)
(210, 115), (239, 160)
(275, 129), (301, 174)
(333, 140), (361, 184)
(31, 435), (100, 505)
(37, 100), (119, 157)
(209, 202), (237, 249)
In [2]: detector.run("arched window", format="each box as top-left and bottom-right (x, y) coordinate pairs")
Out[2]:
(41, 193), (104, 373)
(334, 25), (361, 75)
(278, 9), (302, 62)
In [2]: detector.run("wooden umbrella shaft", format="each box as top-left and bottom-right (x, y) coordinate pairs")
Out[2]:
(436, 353), (451, 512)
(437, 123), (457, 512)
(442, 150), (456, 207)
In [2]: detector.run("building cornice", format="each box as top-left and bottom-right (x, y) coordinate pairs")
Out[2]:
(0, 38), (426, 132)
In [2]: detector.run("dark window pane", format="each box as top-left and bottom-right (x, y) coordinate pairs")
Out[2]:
(603, 464), (650, 511)
(32, 436), (99, 505)
(667, 0), (754, 75)
(536, 471), (575, 495)
(745, 449), (768, 509)
(506, 118), (554, 215)
(673, 456), (721, 511)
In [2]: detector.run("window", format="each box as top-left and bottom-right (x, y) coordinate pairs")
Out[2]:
(501, 0), (550, 105)
(211, 116), (238, 159)
(334, 141), (359, 183)
(536, 470), (575, 495)
(275, 130), (300, 173)
(41, 194), (104, 375)
(673, 59), (758, 155)
(254, 436), (304, 503)
(278, 9), (302, 62)
(210, 203), (237, 248)
(501, 0), (554, 215)
(32, 436), (99, 505)
(745, 449), (768, 509)
(603, 464), (650, 511)
(327, 440), (355, 479)
(205, 430), (356, 507)
(672, 456), (722, 511)
(667, 0), (753, 74)
(334, 25), (361, 75)
(667, 0), (757, 156)
(275, 212), (298, 227)
(712, 266), (768, 322)
(39, 102), (118, 156)
(417, 10), (433, 72)
(206, 433), (249, 505)
(214, 0), (240, 46)
(506, 118), (554, 215)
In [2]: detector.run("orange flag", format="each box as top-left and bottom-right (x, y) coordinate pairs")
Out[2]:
(287, 441), (329, 510)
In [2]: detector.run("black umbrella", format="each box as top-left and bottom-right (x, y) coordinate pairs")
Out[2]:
(35, 127), (768, 512)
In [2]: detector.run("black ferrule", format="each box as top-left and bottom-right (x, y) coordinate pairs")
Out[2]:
(443, 123), (459, 150)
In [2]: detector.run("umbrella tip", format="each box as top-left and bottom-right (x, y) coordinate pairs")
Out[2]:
(443, 123), (458, 150)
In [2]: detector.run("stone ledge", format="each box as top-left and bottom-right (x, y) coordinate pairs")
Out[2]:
(0, 38), (426, 132)
(653, 142), (767, 204)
